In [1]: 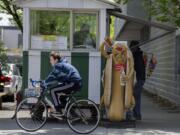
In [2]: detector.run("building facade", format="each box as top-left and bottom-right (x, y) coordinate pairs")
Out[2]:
(0, 26), (22, 49)
(115, 1), (180, 104)
(0, 13), (22, 49)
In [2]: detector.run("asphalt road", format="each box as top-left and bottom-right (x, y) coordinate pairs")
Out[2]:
(1, 94), (180, 135)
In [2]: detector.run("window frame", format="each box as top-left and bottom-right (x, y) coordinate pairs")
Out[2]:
(29, 9), (99, 51)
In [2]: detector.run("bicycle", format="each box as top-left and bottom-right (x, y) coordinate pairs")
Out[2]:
(15, 79), (100, 134)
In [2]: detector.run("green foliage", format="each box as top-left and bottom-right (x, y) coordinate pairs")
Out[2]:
(114, 0), (180, 27)
(0, 0), (23, 32)
(31, 11), (70, 36)
(110, 16), (115, 39)
(143, 0), (180, 27)
(0, 41), (7, 67)
(74, 13), (97, 35)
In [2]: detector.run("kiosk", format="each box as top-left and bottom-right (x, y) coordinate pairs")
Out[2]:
(15, 0), (121, 104)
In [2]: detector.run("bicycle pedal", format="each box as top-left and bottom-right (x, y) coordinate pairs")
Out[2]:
(53, 115), (65, 121)
(50, 112), (63, 117)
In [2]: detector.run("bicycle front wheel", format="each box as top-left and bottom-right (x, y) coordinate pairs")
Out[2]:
(15, 97), (48, 132)
(66, 99), (100, 134)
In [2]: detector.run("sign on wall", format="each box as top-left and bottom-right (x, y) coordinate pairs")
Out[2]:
(31, 35), (68, 50)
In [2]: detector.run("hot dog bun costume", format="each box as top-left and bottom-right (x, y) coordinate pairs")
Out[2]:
(100, 38), (135, 121)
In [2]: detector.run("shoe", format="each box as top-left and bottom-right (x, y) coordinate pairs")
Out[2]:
(133, 112), (142, 121)
(126, 111), (135, 121)
(126, 114), (136, 121)
(49, 111), (63, 118)
(135, 116), (142, 121)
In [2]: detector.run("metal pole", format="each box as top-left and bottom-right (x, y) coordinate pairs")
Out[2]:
(106, 10), (111, 37)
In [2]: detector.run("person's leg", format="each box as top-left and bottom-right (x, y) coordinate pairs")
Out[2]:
(126, 110), (135, 121)
(50, 83), (75, 111)
(133, 80), (144, 119)
(58, 82), (82, 106)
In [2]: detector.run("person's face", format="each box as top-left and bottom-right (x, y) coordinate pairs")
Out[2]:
(50, 56), (58, 66)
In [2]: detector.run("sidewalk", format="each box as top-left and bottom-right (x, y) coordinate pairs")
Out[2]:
(134, 92), (180, 134)
(0, 93), (180, 135)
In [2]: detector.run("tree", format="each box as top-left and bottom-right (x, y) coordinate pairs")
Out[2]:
(115, 0), (180, 27)
(0, 41), (7, 67)
(144, 0), (180, 27)
(110, 16), (115, 39)
(0, 0), (23, 32)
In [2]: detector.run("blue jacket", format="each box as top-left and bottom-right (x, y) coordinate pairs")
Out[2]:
(44, 58), (82, 87)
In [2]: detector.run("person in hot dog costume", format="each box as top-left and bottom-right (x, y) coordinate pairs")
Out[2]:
(100, 38), (135, 121)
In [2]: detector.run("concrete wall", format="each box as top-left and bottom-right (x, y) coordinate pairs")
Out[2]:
(141, 30), (180, 105)
(114, 0), (150, 40)
(114, 4), (127, 38)
(2, 29), (22, 49)
(126, 0), (149, 20)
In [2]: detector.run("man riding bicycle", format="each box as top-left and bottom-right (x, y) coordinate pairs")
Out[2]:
(15, 52), (100, 133)
(41, 52), (82, 112)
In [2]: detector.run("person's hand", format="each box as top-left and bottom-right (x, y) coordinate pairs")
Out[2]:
(40, 81), (47, 90)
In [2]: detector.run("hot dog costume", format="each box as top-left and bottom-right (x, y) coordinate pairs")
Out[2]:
(100, 38), (135, 121)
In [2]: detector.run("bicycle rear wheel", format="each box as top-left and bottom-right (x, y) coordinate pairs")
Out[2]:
(66, 99), (100, 134)
(15, 97), (48, 132)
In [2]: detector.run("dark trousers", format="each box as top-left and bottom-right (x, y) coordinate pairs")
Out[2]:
(50, 82), (82, 109)
(133, 80), (145, 118)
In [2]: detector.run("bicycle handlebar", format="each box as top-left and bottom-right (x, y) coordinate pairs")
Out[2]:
(30, 78), (42, 87)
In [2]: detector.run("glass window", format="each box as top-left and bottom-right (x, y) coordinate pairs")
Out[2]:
(73, 13), (97, 49)
(30, 10), (70, 50)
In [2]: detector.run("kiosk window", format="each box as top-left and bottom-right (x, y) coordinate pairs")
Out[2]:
(30, 10), (70, 50)
(30, 10), (98, 50)
(73, 13), (97, 49)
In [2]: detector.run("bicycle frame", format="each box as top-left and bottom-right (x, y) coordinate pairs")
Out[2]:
(15, 79), (100, 134)
(15, 87), (100, 134)
(36, 89), (79, 118)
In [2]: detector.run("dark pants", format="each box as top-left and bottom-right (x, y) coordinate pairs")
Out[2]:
(133, 80), (145, 118)
(50, 82), (82, 110)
